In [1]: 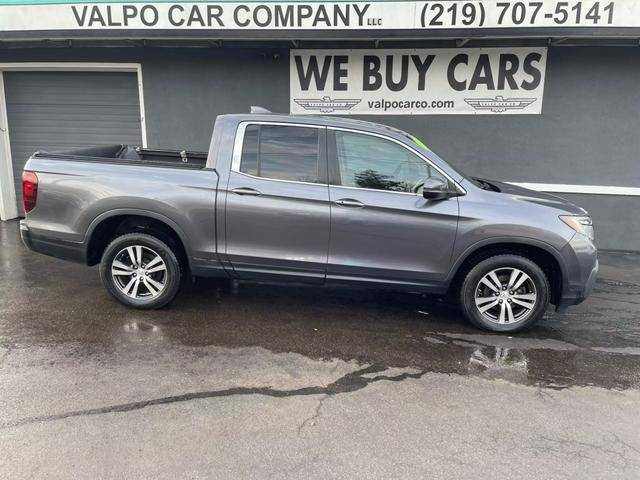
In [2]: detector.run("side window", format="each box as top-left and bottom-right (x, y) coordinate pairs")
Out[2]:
(335, 131), (446, 193)
(239, 124), (259, 176)
(239, 124), (320, 183)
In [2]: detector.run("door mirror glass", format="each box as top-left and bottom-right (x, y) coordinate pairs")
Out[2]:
(419, 177), (458, 200)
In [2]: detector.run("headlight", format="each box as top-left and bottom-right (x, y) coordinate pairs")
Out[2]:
(560, 215), (594, 241)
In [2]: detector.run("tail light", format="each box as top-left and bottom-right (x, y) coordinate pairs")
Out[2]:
(22, 171), (38, 214)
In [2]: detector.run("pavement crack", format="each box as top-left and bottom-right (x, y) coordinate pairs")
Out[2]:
(534, 383), (555, 402)
(529, 434), (640, 470)
(595, 278), (640, 291)
(297, 394), (328, 435)
(1, 364), (426, 430)
(590, 295), (640, 306)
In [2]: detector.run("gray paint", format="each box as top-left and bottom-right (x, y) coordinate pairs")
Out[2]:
(375, 47), (640, 188)
(20, 113), (597, 318)
(20, 156), (219, 267)
(3, 71), (142, 212)
(0, 46), (637, 249)
(138, 47), (640, 189)
(141, 49), (290, 151)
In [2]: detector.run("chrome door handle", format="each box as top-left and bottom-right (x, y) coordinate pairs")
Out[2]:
(334, 198), (365, 208)
(231, 187), (262, 196)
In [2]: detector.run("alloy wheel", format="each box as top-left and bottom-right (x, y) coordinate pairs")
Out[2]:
(111, 245), (167, 299)
(473, 267), (537, 325)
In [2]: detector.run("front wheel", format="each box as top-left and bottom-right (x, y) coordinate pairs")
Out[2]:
(99, 233), (182, 309)
(460, 255), (550, 333)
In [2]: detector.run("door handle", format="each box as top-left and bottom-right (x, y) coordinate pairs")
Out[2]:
(334, 198), (365, 208)
(231, 187), (262, 196)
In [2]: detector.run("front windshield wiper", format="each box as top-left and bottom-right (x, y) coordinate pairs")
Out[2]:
(472, 177), (501, 192)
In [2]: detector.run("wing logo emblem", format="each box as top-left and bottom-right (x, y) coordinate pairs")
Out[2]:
(464, 96), (537, 113)
(294, 96), (361, 113)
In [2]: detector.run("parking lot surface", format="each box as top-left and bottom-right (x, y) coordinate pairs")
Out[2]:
(1, 219), (640, 479)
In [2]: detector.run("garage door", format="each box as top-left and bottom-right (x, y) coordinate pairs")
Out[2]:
(3, 71), (143, 214)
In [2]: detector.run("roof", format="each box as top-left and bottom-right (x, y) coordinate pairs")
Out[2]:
(218, 113), (413, 139)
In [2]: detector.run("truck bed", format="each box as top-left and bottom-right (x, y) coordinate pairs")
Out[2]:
(32, 144), (208, 169)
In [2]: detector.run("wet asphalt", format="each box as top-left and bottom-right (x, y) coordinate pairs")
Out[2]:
(1, 219), (640, 479)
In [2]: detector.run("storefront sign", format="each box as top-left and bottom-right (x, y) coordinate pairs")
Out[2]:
(290, 48), (547, 115)
(0, 1), (639, 31)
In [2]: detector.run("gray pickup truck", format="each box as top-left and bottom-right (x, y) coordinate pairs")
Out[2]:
(19, 113), (598, 332)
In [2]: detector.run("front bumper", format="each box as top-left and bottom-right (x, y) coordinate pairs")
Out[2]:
(557, 258), (598, 309)
(557, 233), (599, 310)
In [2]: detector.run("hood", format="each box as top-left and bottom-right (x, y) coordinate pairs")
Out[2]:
(476, 178), (588, 215)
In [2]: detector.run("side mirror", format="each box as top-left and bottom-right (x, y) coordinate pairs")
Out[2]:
(416, 177), (459, 200)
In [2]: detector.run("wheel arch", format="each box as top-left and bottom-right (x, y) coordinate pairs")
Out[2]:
(447, 237), (567, 306)
(84, 209), (191, 273)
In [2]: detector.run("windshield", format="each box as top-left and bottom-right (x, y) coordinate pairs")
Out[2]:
(403, 133), (468, 183)
(405, 133), (501, 190)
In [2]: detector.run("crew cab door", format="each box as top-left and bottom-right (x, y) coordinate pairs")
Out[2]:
(224, 122), (329, 283)
(326, 128), (460, 288)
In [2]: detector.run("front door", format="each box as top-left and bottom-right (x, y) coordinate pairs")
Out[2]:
(224, 123), (330, 283)
(327, 129), (459, 288)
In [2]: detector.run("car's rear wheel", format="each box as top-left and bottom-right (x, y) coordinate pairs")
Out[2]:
(460, 254), (550, 332)
(99, 233), (181, 309)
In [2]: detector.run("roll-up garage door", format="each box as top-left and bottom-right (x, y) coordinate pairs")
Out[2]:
(3, 71), (143, 214)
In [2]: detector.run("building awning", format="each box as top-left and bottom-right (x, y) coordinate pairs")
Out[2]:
(1, 0), (640, 42)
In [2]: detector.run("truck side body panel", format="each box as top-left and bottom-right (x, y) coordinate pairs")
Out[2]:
(21, 157), (220, 274)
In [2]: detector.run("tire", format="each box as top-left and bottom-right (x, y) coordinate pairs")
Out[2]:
(459, 254), (550, 333)
(99, 233), (182, 309)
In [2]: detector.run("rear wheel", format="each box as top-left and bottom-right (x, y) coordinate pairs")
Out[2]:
(460, 255), (550, 332)
(99, 233), (181, 309)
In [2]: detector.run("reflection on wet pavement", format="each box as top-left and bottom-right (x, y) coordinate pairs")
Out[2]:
(0, 219), (640, 388)
(1, 220), (639, 392)
(4, 221), (640, 479)
(469, 347), (528, 383)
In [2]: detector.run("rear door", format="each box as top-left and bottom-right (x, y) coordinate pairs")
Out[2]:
(224, 122), (330, 283)
(326, 128), (460, 287)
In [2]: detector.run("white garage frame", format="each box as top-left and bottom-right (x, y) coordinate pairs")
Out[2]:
(0, 62), (147, 220)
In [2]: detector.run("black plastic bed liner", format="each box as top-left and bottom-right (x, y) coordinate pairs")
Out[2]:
(33, 144), (208, 169)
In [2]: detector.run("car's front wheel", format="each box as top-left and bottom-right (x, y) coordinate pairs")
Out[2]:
(460, 254), (550, 332)
(99, 233), (182, 309)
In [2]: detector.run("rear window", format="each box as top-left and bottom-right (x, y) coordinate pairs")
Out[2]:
(240, 124), (320, 183)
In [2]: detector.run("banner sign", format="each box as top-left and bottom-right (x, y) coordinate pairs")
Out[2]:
(290, 48), (547, 115)
(0, 1), (639, 32)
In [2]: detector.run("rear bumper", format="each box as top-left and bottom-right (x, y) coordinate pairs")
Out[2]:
(20, 221), (86, 264)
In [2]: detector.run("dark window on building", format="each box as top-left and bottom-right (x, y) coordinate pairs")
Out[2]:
(240, 124), (320, 183)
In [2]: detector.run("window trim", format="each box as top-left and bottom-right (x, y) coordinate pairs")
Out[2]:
(231, 121), (326, 186)
(327, 126), (466, 196)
